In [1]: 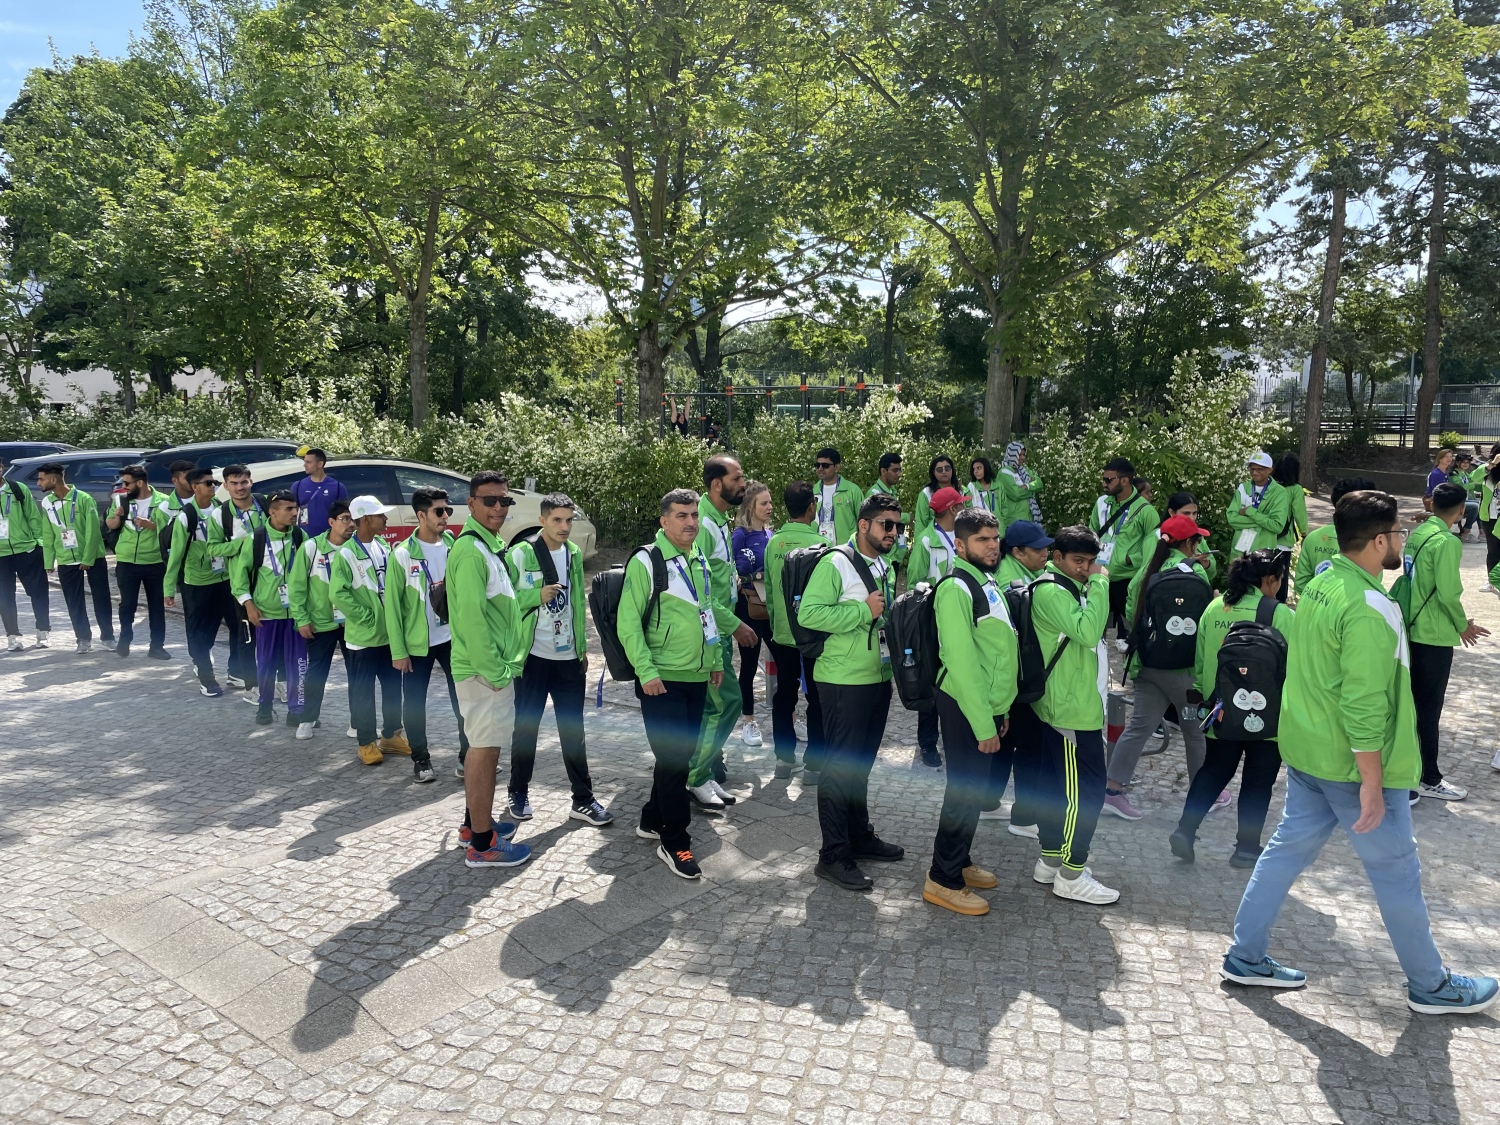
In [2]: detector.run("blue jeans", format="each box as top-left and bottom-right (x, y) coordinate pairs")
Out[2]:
(1229, 768), (1446, 992)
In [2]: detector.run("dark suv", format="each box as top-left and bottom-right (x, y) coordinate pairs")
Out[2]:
(2, 449), (153, 507)
(139, 440), (302, 487)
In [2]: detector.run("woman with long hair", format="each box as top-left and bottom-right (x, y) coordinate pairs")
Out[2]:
(1102, 514), (1214, 820)
(915, 455), (957, 537)
(966, 457), (998, 515)
(1272, 454), (1308, 547)
(731, 480), (774, 748)
(1170, 549), (1293, 866)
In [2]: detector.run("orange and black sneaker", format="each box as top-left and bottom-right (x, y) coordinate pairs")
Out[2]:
(657, 844), (702, 880)
(456, 820), (518, 848)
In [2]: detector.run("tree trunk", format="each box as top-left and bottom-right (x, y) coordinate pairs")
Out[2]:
(1342, 363), (1360, 429)
(1298, 180), (1347, 491)
(636, 321), (665, 422)
(408, 197), (442, 430)
(1414, 157), (1446, 459)
(147, 356), (173, 397)
(1010, 374), (1032, 439)
(882, 276), (899, 382)
(982, 311), (1015, 449)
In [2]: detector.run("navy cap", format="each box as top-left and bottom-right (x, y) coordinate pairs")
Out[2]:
(1004, 520), (1053, 549)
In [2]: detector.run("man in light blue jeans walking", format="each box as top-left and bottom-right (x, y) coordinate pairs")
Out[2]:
(1221, 489), (1497, 1014)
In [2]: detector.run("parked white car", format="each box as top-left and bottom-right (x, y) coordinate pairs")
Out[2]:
(217, 457), (598, 558)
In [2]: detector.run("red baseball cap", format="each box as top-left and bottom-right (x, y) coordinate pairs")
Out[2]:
(1160, 513), (1210, 541)
(930, 486), (966, 513)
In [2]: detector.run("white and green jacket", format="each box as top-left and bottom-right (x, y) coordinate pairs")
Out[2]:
(507, 534), (587, 659)
(289, 531), (346, 633)
(799, 542), (895, 686)
(387, 530), (456, 660)
(330, 534), (392, 650)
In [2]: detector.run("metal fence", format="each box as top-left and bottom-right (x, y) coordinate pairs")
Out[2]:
(1272, 384), (1500, 446)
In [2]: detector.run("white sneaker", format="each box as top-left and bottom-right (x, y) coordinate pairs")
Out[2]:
(1008, 822), (1039, 839)
(226, 675), (247, 689)
(275, 681), (287, 703)
(1032, 858), (1059, 884)
(7, 634), (24, 652)
(1481, 585), (1496, 594)
(1051, 868), (1120, 904)
(34, 630), (49, 648)
(794, 720), (809, 743)
(978, 802), (1012, 821)
(1419, 779), (1468, 801)
(739, 720), (763, 747)
(708, 779), (738, 805)
(1114, 639), (1129, 654)
(347, 726), (358, 738)
(688, 783), (725, 809)
(75, 639), (91, 654)
(295, 722), (316, 740)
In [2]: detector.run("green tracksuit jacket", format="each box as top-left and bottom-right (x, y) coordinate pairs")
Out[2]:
(0, 482), (45, 558)
(866, 480), (910, 570)
(936, 558), (1019, 741)
(40, 487), (104, 568)
(695, 495), (741, 637)
(799, 542), (894, 686)
(765, 520), (825, 648)
(1406, 515), (1468, 647)
(1295, 524), (1339, 593)
(330, 534), (392, 650)
(996, 554), (1041, 589)
(289, 532), (345, 632)
(1193, 592), (1295, 739)
(206, 499), (268, 561)
(907, 525), (958, 586)
(1278, 484), (1309, 548)
(164, 503), (232, 596)
(507, 535), (587, 657)
(107, 489), (174, 566)
(965, 482), (1000, 519)
(387, 531), (456, 660)
(1088, 491), (1159, 582)
(814, 475), (864, 544)
(447, 517), (526, 689)
(231, 525), (301, 620)
(1030, 564), (1110, 731)
(996, 467), (1043, 529)
(1280, 555), (1420, 787)
(616, 530), (720, 683)
(1227, 479), (1290, 556)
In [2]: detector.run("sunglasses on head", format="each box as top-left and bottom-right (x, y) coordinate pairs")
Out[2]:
(425, 506), (453, 517)
(475, 495), (515, 508)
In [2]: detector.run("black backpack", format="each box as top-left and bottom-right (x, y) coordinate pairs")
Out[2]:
(588, 543), (668, 682)
(1129, 563), (1215, 672)
(250, 526), (307, 579)
(1211, 597), (1288, 741)
(887, 570), (988, 712)
(783, 543), (878, 660)
(1005, 573), (1075, 706)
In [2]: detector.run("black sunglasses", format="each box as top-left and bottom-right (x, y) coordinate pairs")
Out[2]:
(425, 506), (454, 517)
(474, 495), (516, 508)
(815, 461), (834, 469)
(870, 518), (900, 531)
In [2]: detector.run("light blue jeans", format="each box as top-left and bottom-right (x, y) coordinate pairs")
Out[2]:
(1228, 767), (1447, 992)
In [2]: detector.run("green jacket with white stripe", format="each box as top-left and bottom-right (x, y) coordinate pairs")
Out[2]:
(936, 558), (1019, 740)
(386, 530), (456, 660)
(330, 534), (392, 649)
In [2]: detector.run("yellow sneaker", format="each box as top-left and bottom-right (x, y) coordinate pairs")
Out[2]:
(379, 731), (413, 756)
(963, 865), (998, 890)
(922, 877), (990, 916)
(358, 742), (384, 765)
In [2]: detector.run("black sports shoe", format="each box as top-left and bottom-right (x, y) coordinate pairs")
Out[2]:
(917, 748), (942, 769)
(146, 647), (171, 661)
(255, 707), (275, 726)
(854, 837), (904, 863)
(1229, 844), (1263, 869)
(1169, 830), (1196, 863)
(815, 859), (873, 891)
(114, 642), (129, 658)
(658, 844), (701, 880)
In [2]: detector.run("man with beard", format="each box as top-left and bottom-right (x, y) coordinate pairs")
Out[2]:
(797, 493), (903, 891)
(922, 507), (1017, 916)
(1089, 457), (1159, 649)
(1221, 490), (1498, 1015)
(686, 455), (760, 811)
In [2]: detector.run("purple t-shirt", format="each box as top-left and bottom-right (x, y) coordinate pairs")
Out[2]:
(731, 526), (770, 578)
(1426, 467), (1448, 498)
(292, 475), (349, 536)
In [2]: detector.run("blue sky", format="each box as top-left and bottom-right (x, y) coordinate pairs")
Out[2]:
(1, 1), (145, 112)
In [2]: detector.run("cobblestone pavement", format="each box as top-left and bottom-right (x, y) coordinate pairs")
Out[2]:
(5, 507), (1500, 1124)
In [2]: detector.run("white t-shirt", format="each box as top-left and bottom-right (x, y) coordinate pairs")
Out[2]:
(818, 483), (838, 539)
(531, 545), (575, 660)
(421, 537), (451, 646)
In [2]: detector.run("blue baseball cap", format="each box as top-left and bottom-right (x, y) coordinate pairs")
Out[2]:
(1004, 520), (1053, 549)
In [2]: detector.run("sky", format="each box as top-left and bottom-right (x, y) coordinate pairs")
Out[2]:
(1, 1), (144, 113)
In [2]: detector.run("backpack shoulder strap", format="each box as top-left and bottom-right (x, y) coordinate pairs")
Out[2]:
(945, 568), (989, 626)
(292, 528), (306, 551)
(250, 526), (269, 576)
(220, 503), (236, 538)
(8, 481), (26, 507)
(529, 531), (559, 586)
(640, 543), (669, 628)
(1254, 595), (1278, 628)
(835, 543), (879, 592)
(1099, 495), (1137, 536)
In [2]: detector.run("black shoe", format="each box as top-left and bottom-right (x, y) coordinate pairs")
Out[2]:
(113, 642), (129, 657)
(255, 707), (275, 726)
(1169, 829), (1196, 863)
(1229, 844), (1263, 869)
(657, 843), (702, 880)
(815, 859), (873, 892)
(918, 748), (942, 769)
(284, 712), (299, 727)
(146, 647), (171, 660)
(773, 761), (794, 780)
(854, 837), (904, 863)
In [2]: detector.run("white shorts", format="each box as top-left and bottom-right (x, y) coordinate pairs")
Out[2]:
(455, 676), (516, 750)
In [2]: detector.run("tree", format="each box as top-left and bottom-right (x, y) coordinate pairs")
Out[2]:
(834, 0), (1479, 448)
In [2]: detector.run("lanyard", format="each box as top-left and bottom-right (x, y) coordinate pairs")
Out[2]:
(319, 537), (340, 575)
(265, 535), (288, 578)
(671, 556), (710, 604)
(49, 493), (77, 531)
(1248, 483), (1267, 509)
(974, 485), (994, 512)
(193, 503), (213, 541)
(355, 537), (385, 593)
(235, 499), (263, 533)
(936, 526), (956, 562)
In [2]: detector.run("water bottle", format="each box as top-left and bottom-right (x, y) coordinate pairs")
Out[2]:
(901, 647), (916, 668)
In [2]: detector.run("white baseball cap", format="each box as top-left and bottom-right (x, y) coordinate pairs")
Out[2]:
(349, 495), (394, 519)
(1246, 451), (1274, 469)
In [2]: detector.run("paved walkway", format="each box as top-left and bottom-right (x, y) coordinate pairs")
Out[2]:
(4, 511), (1500, 1124)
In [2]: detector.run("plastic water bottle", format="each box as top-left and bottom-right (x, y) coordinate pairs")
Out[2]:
(902, 647), (916, 668)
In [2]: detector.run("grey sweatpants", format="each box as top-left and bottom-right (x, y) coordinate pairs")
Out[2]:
(1107, 666), (1207, 787)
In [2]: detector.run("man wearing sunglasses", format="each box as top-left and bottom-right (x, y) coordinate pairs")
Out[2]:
(387, 488), (466, 784)
(289, 499), (354, 738)
(813, 447), (864, 545)
(797, 492), (903, 892)
(447, 471), (530, 868)
(1089, 457), (1159, 650)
